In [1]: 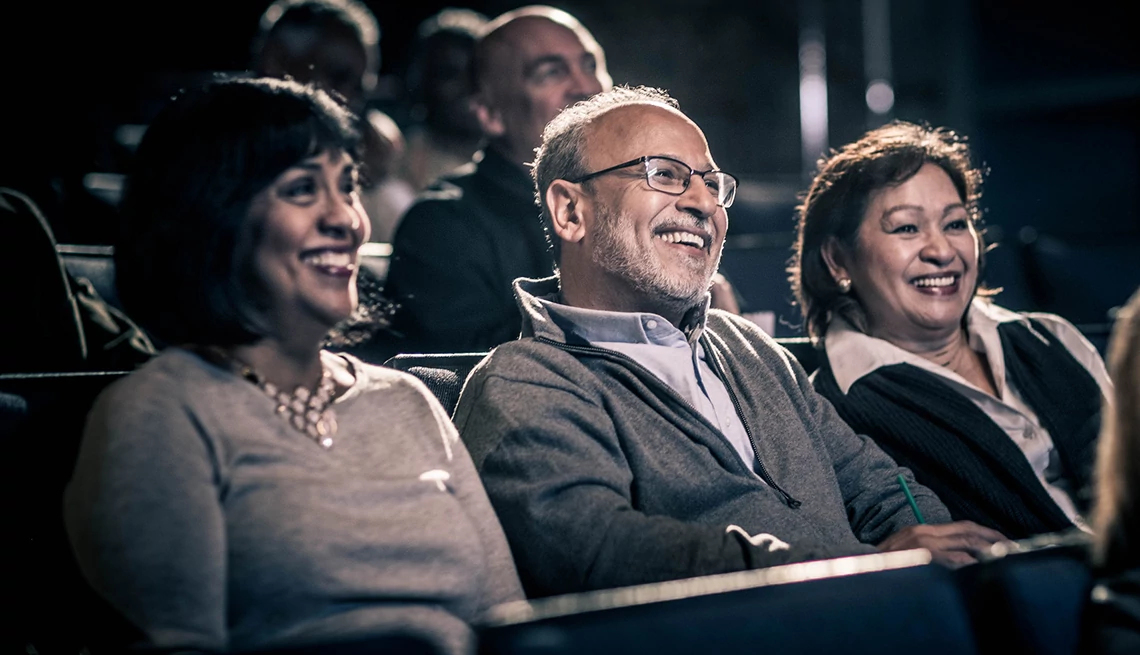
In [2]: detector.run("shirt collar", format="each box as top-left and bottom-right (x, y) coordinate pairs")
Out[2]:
(514, 276), (711, 347)
(536, 297), (691, 348)
(825, 298), (1034, 394)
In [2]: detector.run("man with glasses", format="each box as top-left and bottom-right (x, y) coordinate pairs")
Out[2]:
(453, 85), (1006, 598)
(384, 5), (741, 355)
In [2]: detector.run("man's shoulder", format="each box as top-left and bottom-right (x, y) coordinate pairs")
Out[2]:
(402, 173), (478, 218)
(394, 168), (506, 237)
(391, 178), (493, 251)
(452, 338), (603, 444)
(467, 338), (590, 386)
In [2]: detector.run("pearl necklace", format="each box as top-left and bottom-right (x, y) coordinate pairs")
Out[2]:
(245, 364), (339, 449)
(198, 347), (339, 449)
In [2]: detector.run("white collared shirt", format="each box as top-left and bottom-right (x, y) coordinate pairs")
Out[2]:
(824, 299), (1113, 531)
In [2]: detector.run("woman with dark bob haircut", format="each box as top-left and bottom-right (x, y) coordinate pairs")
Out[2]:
(788, 120), (1112, 541)
(63, 77), (521, 654)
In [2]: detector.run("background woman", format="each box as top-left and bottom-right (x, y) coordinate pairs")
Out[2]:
(63, 77), (521, 654)
(788, 120), (1112, 541)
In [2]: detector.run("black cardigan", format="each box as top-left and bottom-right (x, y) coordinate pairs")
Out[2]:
(813, 319), (1102, 540)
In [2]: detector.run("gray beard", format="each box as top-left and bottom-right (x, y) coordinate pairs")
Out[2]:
(590, 202), (717, 314)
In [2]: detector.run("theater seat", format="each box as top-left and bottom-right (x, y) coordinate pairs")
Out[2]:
(0, 187), (88, 372)
(58, 243), (121, 312)
(383, 352), (488, 415)
(957, 532), (1094, 655)
(478, 549), (978, 655)
(1020, 231), (1140, 326)
(2, 370), (137, 654)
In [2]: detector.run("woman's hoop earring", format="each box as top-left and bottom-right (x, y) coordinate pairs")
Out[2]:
(837, 278), (852, 294)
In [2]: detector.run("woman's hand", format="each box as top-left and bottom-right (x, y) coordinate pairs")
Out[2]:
(877, 521), (1009, 569)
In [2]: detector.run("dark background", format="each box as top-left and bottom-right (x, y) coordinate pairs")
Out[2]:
(5, 0), (1138, 336)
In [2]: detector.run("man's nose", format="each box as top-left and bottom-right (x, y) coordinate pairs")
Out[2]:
(676, 175), (719, 219)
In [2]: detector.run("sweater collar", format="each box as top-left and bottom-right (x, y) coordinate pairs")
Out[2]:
(512, 276), (709, 346)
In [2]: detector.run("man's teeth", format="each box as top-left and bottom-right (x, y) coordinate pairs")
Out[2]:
(656, 231), (705, 248)
(302, 251), (353, 268)
(913, 275), (956, 288)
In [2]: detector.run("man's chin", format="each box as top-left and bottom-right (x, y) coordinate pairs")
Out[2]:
(653, 284), (710, 313)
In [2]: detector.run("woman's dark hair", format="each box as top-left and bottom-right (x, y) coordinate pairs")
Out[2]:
(787, 120), (988, 343)
(115, 76), (360, 348)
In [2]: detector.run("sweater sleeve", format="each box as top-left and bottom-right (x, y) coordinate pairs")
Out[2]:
(792, 352), (953, 542)
(456, 370), (834, 598)
(386, 198), (519, 351)
(63, 377), (227, 652)
(414, 375), (525, 614)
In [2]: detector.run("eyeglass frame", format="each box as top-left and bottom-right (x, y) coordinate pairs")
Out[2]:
(566, 155), (739, 208)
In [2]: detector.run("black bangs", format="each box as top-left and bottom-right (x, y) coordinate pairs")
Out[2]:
(115, 77), (363, 348)
(203, 78), (362, 203)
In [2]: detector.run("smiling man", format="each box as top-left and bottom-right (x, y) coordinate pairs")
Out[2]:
(452, 85), (1007, 598)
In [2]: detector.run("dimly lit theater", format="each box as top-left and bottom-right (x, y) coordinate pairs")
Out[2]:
(4, 1), (1139, 653)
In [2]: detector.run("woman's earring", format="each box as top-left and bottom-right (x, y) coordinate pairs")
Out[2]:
(837, 278), (852, 294)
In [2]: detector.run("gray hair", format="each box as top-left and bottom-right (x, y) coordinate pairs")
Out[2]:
(530, 85), (680, 265)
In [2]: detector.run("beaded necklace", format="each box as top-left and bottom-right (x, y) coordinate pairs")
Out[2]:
(197, 346), (339, 449)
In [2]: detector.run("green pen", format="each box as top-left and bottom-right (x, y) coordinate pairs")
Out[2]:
(897, 474), (926, 524)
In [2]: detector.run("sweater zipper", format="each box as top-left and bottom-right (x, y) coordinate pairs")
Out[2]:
(535, 335), (802, 509)
(700, 342), (801, 509)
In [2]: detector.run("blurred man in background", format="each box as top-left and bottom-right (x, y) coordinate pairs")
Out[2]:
(252, 0), (415, 243)
(400, 7), (490, 194)
(384, 5), (612, 353)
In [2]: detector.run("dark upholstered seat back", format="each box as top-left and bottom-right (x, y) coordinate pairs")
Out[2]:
(2, 370), (137, 653)
(383, 352), (488, 416)
(0, 188), (88, 373)
(958, 535), (1094, 655)
(58, 244), (120, 312)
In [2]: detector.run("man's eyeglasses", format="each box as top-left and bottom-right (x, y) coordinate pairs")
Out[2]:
(567, 155), (739, 208)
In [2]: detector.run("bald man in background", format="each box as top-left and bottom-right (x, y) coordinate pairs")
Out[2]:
(383, 6), (613, 354)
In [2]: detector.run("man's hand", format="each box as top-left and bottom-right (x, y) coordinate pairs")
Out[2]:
(877, 521), (1009, 569)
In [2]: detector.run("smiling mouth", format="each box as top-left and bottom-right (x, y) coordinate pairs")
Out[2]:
(655, 230), (708, 251)
(301, 250), (357, 277)
(911, 274), (960, 293)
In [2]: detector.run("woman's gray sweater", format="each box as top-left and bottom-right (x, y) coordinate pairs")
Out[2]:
(64, 348), (523, 654)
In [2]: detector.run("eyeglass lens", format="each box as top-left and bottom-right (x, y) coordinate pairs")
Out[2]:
(644, 157), (736, 207)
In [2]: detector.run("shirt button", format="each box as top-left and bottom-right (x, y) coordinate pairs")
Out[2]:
(645, 319), (658, 330)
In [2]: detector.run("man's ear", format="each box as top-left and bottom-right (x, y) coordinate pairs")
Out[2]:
(472, 94), (505, 138)
(547, 180), (587, 245)
(820, 236), (851, 282)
